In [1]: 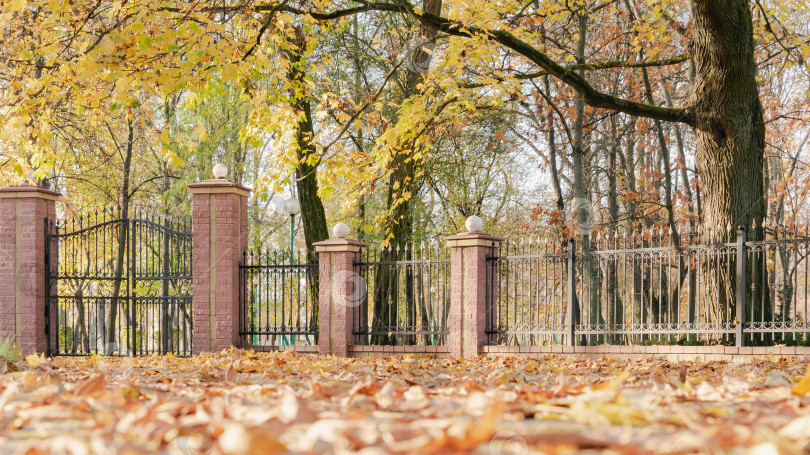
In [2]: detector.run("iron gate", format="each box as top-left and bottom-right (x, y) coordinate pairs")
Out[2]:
(46, 210), (192, 356)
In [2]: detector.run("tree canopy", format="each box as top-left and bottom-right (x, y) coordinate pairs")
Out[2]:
(1, 0), (808, 248)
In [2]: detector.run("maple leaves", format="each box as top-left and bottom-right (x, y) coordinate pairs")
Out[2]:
(1, 350), (809, 454)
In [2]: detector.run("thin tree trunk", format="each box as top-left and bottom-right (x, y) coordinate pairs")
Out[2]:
(607, 115), (623, 343)
(372, 0), (442, 345)
(571, 11), (601, 345)
(287, 28), (329, 342)
(541, 24), (565, 215)
(105, 118), (134, 355)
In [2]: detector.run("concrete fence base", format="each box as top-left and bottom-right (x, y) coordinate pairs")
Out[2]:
(235, 343), (810, 362)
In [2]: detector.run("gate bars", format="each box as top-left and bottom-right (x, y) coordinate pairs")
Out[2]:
(46, 209), (192, 356)
(239, 249), (318, 347)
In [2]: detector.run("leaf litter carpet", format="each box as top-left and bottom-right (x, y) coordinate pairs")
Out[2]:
(1, 350), (810, 454)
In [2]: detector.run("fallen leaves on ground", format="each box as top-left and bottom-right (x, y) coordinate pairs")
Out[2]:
(791, 364), (810, 396)
(0, 350), (809, 454)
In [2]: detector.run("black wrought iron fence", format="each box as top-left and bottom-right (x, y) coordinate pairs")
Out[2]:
(353, 242), (450, 346)
(486, 239), (570, 345)
(239, 249), (318, 347)
(487, 225), (810, 346)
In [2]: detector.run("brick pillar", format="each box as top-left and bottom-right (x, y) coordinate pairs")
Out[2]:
(445, 221), (502, 358)
(188, 178), (250, 354)
(313, 230), (366, 357)
(0, 184), (61, 355)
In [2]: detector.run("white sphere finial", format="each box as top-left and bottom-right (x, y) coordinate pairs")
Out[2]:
(333, 222), (350, 239)
(213, 163), (228, 179)
(465, 215), (484, 233)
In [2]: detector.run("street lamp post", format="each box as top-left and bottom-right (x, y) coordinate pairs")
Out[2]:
(283, 197), (300, 263)
(252, 274), (260, 346)
(282, 197), (300, 347)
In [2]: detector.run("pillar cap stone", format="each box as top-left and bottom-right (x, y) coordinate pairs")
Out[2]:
(188, 179), (251, 197)
(313, 238), (367, 253)
(444, 231), (503, 248)
(0, 184), (63, 201)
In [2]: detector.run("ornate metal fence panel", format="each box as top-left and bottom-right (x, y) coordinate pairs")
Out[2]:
(46, 210), (192, 356)
(575, 235), (738, 345)
(239, 249), (318, 347)
(486, 226), (810, 347)
(353, 242), (450, 346)
(486, 239), (570, 346)
(745, 226), (810, 344)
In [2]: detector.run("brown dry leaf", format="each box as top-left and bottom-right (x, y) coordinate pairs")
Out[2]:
(225, 360), (238, 383)
(447, 400), (505, 450)
(375, 381), (398, 409)
(72, 374), (107, 397)
(218, 422), (287, 454)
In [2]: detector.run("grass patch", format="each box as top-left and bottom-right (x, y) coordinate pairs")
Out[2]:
(0, 337), (21, 361)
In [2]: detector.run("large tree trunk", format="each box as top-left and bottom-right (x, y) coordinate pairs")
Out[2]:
(690, 0), (769, 342)
(691, 0), (765, 238)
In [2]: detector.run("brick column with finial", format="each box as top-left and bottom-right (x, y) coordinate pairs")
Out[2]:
(313, 223), (366, 357)
(445, 216), (502, 358)
(0, 183), (61, 355)
(188, 165), (250, 354)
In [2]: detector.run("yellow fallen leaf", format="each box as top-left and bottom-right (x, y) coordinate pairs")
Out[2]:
(24, 353), (45, 368)
(593, 369), (631, 391)
(791, 365), (810, 395)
